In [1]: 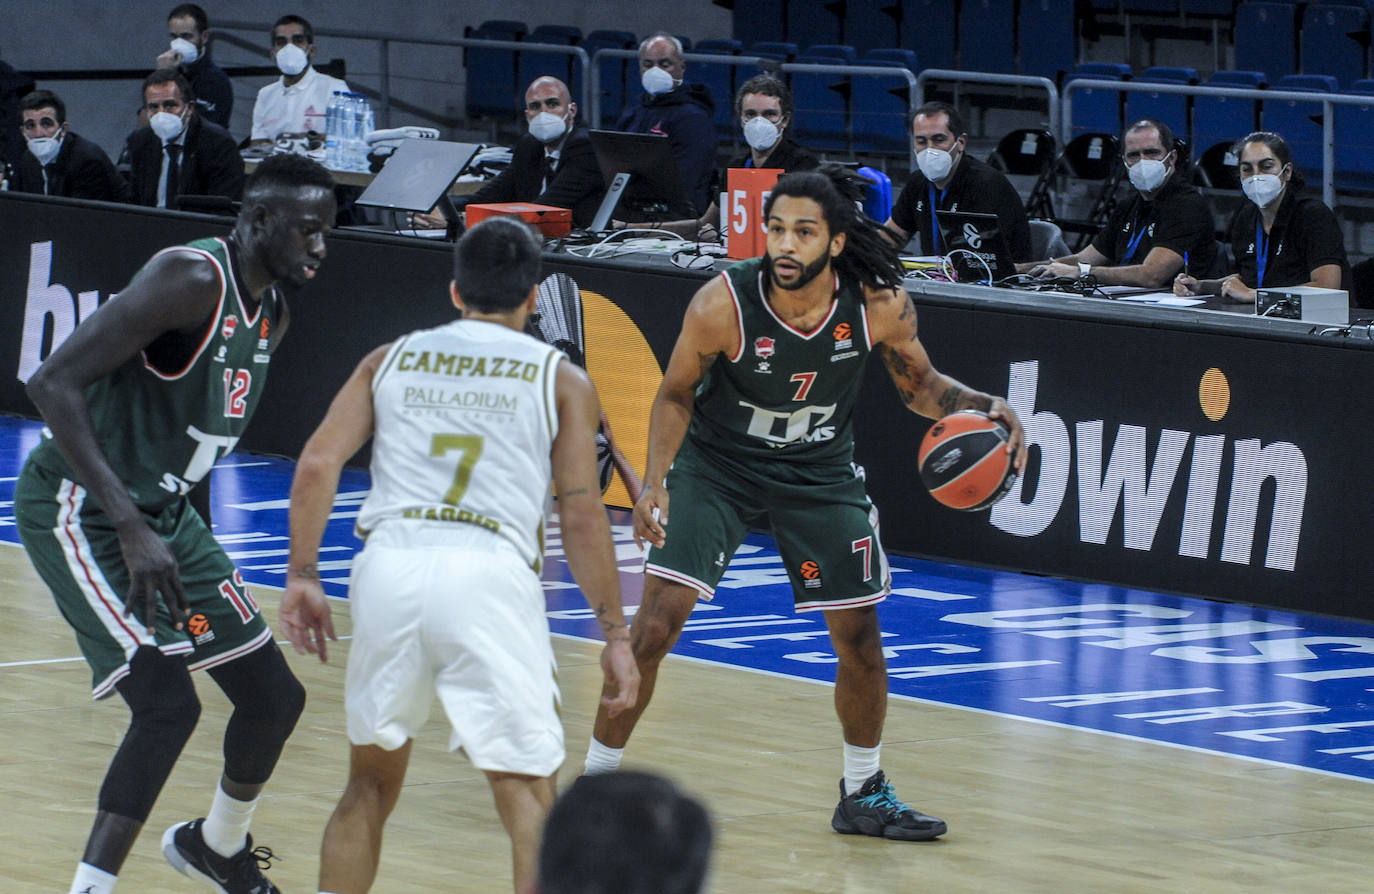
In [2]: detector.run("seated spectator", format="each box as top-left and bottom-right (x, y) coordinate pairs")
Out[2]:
(155, 3), (232, 129)
(126, 69), (243, 208)
(1019, 118), (1217, 287)
(249, 14), (349, 146)
(662, 73), (818, 240)
(1175, 130), (1349, 303)
(528, 771), (712, 894)
(883, 101), (1032, 261)
(12, 89), (130, 202)
(616, 33), (716, 215)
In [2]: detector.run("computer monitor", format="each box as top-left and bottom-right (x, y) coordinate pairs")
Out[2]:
(587, 129), (696, 230)
(355, 139), (482, 217)
(935, 210), (1018, 284)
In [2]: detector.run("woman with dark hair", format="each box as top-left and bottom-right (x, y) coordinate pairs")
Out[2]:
(1175, 131), (1349, 302)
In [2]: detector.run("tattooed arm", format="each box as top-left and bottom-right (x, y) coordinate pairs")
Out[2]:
(633, 276), (742, 550)
(552, 358), (640, 717)
(865, 285), (1027, 471)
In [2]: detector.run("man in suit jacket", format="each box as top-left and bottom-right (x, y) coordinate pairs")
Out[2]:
(13, 89), (130, 202)
(462, 76), (605, 229)
(127, 69), (243, 209)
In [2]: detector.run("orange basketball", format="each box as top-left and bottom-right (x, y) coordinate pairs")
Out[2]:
(918, 409), (1017, 511)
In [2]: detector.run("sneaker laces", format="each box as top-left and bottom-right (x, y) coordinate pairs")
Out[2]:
(856, 777), (914, 817)
(227, 844), (277, 883)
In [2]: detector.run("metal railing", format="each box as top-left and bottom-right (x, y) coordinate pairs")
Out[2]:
(915, 69), (1061, 140)
(216, 19), (592, 130)
(590, 49), (919, 156)
(1064, 78), (1374, 208)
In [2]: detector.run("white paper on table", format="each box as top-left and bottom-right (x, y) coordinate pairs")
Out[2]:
(1112, 291), (1206, 307)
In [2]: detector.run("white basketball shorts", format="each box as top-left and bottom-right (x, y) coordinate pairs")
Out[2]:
(344, 521), (563, 776)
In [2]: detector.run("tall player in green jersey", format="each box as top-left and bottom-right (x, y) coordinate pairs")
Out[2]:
(15, 154), (336, 894)
(584, 165), (1028, 840)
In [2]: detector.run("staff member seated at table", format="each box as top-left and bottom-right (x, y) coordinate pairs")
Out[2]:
(126, 69), (243, 209)
(1019, 118), (1217, 287)
(1174, 131), (1349, 303)
(882, 101), (1031, 261)
(661, 74), (818, 239)
(12, 89), (130, 202)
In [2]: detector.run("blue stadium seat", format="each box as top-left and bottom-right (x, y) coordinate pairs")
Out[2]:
(520, 24), (581, 90)
(1192, 70), (1265, 164)
(750, 41), (800, 62)
(899, 0), (956, 71)
(1335, 78), (1374, 192)
(958, 0), (1016, 74)
(787, 0), (844, 46)
(1301, 4), (1370, 88)
(1124, 67), (1197, 150)
(1262, 74), (1340, 178)
(789, 55), (850, 151)
(579, 30), (635, 128)
(1184, 0), (1236, 14)
(803, 45), (858, 64)
(732, 0), (786, 47)
(693, 39), (744, 141)
(1018, 0), (1077, 84)
(465, 20), (527, 121)
(857, 166), (894, 222)
(846, 0), (900, 56)
(1235, 3), (1299, 87)
(1066, 63), (1132, 139)
(1122, 0), (1179, 11)
(852, 54), (918, 155)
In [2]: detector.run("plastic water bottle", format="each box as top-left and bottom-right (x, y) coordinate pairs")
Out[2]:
(356, 95), (375, 171)
(324, 91), (344, 169)
(342, 93), (361, 171)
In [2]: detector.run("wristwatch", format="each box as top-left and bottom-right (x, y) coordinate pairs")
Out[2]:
(1078, 261), (1092, 278)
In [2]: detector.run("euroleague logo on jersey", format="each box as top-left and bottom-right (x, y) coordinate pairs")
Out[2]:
(833, 322), (853, 350)
(187, 613), (215, 645)
(799, 559), (822, 588)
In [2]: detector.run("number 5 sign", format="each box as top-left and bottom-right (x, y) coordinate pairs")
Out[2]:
(725, 167), (784, 260)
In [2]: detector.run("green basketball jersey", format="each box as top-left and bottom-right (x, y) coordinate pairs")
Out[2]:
(689, 257), (872, 463)
(28, 236), (282, 512)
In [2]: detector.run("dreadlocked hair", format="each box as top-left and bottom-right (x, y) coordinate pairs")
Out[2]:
(763, 164), (906, 293)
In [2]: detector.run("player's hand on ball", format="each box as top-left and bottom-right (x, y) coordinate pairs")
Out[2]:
(986, 398), (1027, 472)
(632, 483), (670, 550)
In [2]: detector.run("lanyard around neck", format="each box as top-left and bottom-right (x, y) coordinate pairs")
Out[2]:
(1255, 217), (1271, 289)
(927, 182), (948, 254)
(1123, 209), (1150, 261)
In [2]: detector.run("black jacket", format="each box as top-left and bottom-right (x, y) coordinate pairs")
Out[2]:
(182, 54), (234, 130)
(13, 130), (130, 202)
(126, 115), (244, 208)
(616, 83), (717, 215)
(466, 125), (604, 228)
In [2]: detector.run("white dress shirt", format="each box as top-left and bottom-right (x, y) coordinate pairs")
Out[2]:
(250, 66), (350, 140)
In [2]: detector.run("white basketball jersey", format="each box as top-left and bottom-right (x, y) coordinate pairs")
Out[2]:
(356, 319), (562, 568)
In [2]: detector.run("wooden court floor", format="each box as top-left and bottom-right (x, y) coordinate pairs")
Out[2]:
(3, 542), (1373, 893)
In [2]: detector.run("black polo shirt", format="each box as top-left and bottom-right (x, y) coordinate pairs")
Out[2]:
(725, 136), (819, 174)
(1229, 189), (1350, 291)
(1090, 174), (1217, 276)
(890, 154), (1033, 261)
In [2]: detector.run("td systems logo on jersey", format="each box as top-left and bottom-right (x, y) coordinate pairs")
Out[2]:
(988, 360), (1307, 573)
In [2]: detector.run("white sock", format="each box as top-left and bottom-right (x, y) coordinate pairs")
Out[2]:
(583, 736), (625, 775)
(843, 742), (881, 797)
(202, 784), (258, 858)
(70, 862), (118, 894)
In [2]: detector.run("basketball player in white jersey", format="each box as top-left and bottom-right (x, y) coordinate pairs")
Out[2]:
(279, 216), (640, 894)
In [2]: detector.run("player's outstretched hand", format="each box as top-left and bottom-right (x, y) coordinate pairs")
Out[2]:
(117, 520), (187, 636)
(280, 574), (337, 662)
(632, 483), (670, 550)
(986, 397), (1029, 474)
(600, 639), (640, 718)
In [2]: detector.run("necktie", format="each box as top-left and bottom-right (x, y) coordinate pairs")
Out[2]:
(165, 143), (182, 208)
(542, 154), (557, 190)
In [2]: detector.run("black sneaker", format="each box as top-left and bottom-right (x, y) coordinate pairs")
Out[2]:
(161, 818), (281, 893)
(831, 770), (947, 841)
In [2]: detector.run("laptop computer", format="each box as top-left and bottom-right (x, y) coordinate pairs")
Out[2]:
(355, 139), (482, 236)
(935, 210), (1018, 284)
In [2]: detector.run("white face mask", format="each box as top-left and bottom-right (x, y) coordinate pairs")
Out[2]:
(641, 66), (675, 96)
(27, 135), (62, 165)
(170, 37), (199, 65)
(150, 110), (186, 142)
(276, 43), (309, 77)
(916, 147), (953, 182)
(528, 111), (568, 143)
(1128, 157), (1169, 193)
(742, 117), (780, 151)
(1242, 172), (1286, 208)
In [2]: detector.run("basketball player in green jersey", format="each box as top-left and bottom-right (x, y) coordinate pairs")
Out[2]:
(14, 154), (336, 894)
(585, 165), (1028, 840)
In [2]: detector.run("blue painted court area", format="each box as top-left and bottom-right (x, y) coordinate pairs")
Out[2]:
(3, 414), (1374, 783)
